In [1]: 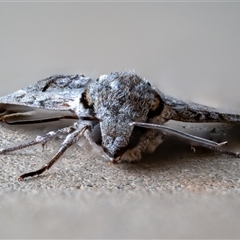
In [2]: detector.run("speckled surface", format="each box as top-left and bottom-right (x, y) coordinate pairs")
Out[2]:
(0, 121), (240, 238)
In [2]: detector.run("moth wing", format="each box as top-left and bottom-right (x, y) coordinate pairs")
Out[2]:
(0, 74), (92, 115)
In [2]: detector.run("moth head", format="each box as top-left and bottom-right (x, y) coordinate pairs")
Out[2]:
(84, 71), (164, 159)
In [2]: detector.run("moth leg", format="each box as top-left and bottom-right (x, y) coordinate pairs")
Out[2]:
(0, 126), (74, 154)
(18, 126), (88, 180)
(192, 143), (240, 158)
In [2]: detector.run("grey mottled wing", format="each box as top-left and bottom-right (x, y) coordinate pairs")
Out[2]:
(0, 74), (92, 113)
(154, 88), (240, 124)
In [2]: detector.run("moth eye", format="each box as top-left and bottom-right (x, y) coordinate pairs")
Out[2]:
(81, 91), (93, 109)
(147, 94), (164, 119)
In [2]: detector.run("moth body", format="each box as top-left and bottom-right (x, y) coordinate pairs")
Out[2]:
(0, 71), (239, 180)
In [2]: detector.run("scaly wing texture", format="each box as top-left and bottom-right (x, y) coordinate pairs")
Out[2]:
(155, 89), (240, 124)
(0, 74), (92, 112)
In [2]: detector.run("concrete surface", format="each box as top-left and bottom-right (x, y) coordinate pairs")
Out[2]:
(0, 121), (240, 238)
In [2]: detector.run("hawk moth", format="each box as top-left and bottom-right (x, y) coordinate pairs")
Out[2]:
(0, 71), (239, 180)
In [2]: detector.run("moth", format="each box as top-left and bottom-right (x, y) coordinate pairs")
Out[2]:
(0, 71), (239, 180)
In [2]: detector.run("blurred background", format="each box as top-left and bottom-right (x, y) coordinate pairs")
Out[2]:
(0, 2), (240, 239)
(0, 2), (240, 110)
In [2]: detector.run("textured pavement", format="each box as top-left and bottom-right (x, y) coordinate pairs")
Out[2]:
(0, 121), (240, 238)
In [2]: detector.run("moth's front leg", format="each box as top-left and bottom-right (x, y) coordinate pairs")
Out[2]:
(121, 130), (166, 162)
(0, 125), (74, 155)
(17, 125), (88, 180)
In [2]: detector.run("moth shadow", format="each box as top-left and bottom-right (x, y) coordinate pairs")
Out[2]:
(121, 123), (240, 172)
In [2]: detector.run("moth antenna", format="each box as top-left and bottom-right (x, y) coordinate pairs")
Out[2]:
(130, 122), (227, 147)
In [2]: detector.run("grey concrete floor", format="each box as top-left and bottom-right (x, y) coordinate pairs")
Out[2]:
(0, 121), (240, 238)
